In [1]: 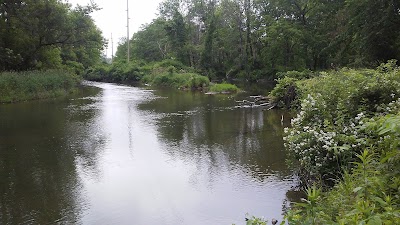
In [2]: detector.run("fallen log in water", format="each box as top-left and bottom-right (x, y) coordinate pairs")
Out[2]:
(234, 96), (276, 110)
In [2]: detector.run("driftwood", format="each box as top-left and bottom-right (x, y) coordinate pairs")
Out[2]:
(235, 95), (277, 110)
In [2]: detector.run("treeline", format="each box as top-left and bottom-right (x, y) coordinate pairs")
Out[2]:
(114, 0), (400, 80)
(0, 0), (104, 102)
(0, 0), (105, 73)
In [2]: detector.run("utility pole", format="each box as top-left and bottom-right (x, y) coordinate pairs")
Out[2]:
(126, 0), (130, 63)
(111, 33), (114, 62)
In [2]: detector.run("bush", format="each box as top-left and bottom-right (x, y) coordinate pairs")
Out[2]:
(276, 69), (316, 80)
(248, 60), (400, 224)
(254, 116), (400, 224)
(148, 72), (209, 90)
(286, 144), (400, 224)
(84, 61), (144, 83)
(208, 83), (240, 93)
(84, 59), (201, 88)
(0, 70), (81, 103)
(84, 64), (111, 81)
(154, 59), (186, 70)
(284, 61), (400, 179)
(269, 77), (299, 108)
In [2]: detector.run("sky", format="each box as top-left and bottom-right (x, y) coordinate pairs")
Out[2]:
(66, 0), (164, 57)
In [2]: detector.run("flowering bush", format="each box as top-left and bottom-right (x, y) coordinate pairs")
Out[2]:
(285, 114), (400, 224)
(283, 60), (400, 178)
(249, 61), (400, 224)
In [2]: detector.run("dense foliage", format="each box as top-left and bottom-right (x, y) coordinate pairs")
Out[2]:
(279, 61), (400, 179)
(264, 61), (400, 224)
(113, 0), (400, 80)
(0, 0), (105, 72)
(85, 59), (211, 90)
(286, 122), (400, 224)
(0, 70), (81, 103)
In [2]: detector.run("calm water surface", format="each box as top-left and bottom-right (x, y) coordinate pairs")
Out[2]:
(0, 82), (298, 225)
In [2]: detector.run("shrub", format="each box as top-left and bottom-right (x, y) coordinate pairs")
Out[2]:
(154, 59), (186, 70)
(257, 60), (400, 224)
(286, 148), (400, 224)
(149, 72), (209, 90)
(84, 61), (144, 83)
(209, 83), (240, 93)
(269, 77), (299, 108)
(276, 69), (316, 80)
(284, 61), (400, 180)
(0, 70), (81, 103)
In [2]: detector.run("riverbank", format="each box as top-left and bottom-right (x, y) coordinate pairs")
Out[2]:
(0, 70), (81, 103)
(266, 60), (400, 224)
(84, 59), (240, 94)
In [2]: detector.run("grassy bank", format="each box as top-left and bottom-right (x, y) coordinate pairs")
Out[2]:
(0, 70), (81, 103)
(84, 59), (240, 92)
(262, 60), (400, 224)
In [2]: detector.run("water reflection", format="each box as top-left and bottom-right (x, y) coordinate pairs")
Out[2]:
(0, 87), (101, 224)
(0, 83), (299, 225)
(139, 89), (292, 178)
(138, 89), (299, 223)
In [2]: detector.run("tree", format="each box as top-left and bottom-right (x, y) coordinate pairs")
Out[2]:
(132, 19), (171, 62)
(0, 0), (104, 71)
(112, 0), (400, 80)
(342, 0), (400, 66)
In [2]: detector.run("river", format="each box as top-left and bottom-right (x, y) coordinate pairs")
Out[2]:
(0, 82), (299, 225)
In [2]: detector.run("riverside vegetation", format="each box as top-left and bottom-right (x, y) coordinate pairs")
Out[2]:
(0, 1), (104, 103)
(1, 0), (400, 223)
(0, 70), (81, 103)
(258, 60), (400, 224)
(85, 0), (400, 94)
(84, 59), (239, 93)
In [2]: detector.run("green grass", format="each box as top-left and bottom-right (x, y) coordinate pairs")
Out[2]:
(143, 72), (210, 90)
(209, 83), (240, 93)
(0, 70), (81, 103)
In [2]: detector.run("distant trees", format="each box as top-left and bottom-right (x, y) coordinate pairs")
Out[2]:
(0, 0), (105, 72)
(116, 0), (400, 80)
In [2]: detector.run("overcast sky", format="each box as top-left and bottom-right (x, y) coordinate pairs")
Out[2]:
(66, 0), (164, 57)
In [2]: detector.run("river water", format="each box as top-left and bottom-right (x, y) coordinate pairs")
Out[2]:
(0, 82), (298, 225)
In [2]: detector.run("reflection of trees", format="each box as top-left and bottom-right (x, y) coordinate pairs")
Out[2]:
(140, 89), (294, 183)
(66, 99), (106, 180)
(0, 88), (104, 224)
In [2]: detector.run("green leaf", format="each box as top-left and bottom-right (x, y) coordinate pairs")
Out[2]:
(353, 186), (363, 193)
(367, 216), (382, 225)
(371, 196), (387, 207)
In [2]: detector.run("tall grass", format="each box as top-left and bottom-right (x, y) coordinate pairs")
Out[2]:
(0, 70), (81, 103)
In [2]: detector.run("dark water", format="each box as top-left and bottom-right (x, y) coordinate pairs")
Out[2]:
(0, 82), (298, 225)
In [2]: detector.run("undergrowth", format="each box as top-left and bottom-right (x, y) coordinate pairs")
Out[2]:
(0, 70), (81, 103)
(258, 60), (400, 224)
